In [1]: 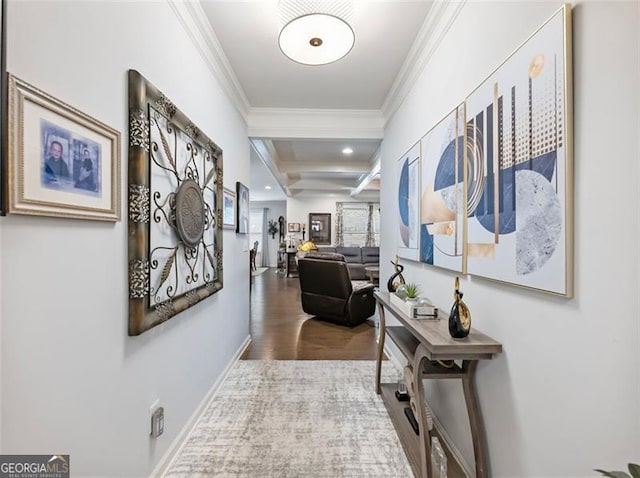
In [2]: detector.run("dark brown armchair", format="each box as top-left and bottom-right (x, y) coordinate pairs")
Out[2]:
(297, 252), (376, 327)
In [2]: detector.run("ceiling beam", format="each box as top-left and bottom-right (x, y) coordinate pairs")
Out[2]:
(249, 139), (291, 197)
(278, 161), (372, 174)
(248, 108), (384, 139)
(351, 147), (381, 197)
(287, 178), (356, 190)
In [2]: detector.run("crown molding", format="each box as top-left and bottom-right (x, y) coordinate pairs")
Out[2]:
(247, 108), (384, 139)
(167, 0), (251, 120)
(382, 0), (466, 125)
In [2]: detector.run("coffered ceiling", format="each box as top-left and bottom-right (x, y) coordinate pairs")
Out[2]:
(196, 1), (438, 201)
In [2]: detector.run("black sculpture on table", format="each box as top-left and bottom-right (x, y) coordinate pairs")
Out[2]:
(387, 255), (406, 292)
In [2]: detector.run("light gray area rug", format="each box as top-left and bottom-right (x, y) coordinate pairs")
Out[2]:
(165, 360), (412, 478)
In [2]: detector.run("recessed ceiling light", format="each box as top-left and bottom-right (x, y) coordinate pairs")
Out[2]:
(265, 186), (272, 190)
(342, 147), (353, 155)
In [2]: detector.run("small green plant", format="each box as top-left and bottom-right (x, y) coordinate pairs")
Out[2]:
(267, 219), (278, 239)
(595, 464), (640, 478)
(404, 283), (420, 299)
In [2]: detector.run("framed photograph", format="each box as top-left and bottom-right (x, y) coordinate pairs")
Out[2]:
(236, 181), (249, 234)
(222, 187), (236, 229)
(288, 222), (300, 232)
(464, 5), (573, 296)
(127, 70), (223, 336)
(397, 141), (420, 261)
(0, 0), (7, 215)
(309, 213), (331, 245)
(7, 74), (120, 221)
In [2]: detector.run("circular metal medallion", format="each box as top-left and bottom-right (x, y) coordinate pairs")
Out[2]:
(175, 179), (205, 247)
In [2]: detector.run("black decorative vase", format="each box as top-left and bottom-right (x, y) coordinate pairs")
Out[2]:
(449, 277), (471, 339)
(387, 256), (406, 292)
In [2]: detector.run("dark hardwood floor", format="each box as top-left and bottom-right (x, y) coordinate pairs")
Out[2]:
(241, 268), (379, 360)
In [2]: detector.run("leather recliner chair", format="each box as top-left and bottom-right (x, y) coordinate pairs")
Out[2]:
(297, 252), (376, 327)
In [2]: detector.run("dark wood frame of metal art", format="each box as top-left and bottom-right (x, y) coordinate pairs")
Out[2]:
(127, 69), (223, 335)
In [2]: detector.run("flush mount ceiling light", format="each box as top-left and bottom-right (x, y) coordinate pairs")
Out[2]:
(342, 147), (353, 155)
(278, 1), (355, 66)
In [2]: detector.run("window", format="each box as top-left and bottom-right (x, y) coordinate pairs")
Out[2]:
(340, 203), (380, 247)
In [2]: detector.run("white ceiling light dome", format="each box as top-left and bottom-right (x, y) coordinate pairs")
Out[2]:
(279, 1), (355, 66)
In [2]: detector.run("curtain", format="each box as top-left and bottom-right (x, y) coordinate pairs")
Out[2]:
(261, 208), (269, 267)
(335, 202), (344, 246)
(365, 203), (375, 247)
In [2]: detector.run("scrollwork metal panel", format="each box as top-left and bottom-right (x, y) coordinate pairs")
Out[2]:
(127, 70), (223, 336)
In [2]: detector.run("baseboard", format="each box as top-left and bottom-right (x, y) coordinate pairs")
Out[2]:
(149, 335), (252, 477)
(383, 340), (473, 477)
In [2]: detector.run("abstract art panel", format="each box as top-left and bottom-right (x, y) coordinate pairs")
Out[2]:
(419, 105), (465, 272)
(397, 142), (420, 261)
(464, 6), (573, 296)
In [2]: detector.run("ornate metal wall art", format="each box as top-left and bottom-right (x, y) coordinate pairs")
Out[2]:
(128, 70), (223, 336)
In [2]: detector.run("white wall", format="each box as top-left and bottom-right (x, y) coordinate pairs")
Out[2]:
(251, 200), (286, 266)
(1, 2), (250, 476)
(381, 1), (640, 475)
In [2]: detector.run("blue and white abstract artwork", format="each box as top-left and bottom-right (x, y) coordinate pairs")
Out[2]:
(464, 6), (572, 295)
(419, 105), (465, 272)
(397, 142), (420, 261)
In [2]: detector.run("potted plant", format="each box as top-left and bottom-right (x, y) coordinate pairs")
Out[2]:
(595, 464), (640, 478)
(404, 283), (420, 302)
(390, 282), (422, 315)
(268, 219), (278, 239)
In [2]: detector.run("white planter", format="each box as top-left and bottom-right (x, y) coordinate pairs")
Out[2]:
(389, 293), (438, 319)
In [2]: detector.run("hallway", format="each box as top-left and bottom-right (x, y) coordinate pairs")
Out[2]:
(241, 268), (379, 360)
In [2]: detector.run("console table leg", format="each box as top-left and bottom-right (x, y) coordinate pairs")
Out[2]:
(375, 301), (386, 394)
(462, 360), (489, 478)
(414, 345), (432, 478)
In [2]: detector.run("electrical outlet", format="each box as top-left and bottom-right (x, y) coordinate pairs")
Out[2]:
(150, 406), (164, 438)
(149, 399), (164, 438)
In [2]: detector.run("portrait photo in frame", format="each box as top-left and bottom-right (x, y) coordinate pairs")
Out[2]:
(127, 70), (223, 336)
(0, 0), (7, 215)
(288, 222), (300, 233)
(236, 181), (249, 234)
(223, 187), (236, 230)
(7, 74), (121, 221)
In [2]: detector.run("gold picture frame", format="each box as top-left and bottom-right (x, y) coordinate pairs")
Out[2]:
(7, 74), (121, 221)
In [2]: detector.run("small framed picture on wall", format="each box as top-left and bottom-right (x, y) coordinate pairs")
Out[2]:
(222, 187), (236, 229)
(288, 222), (300, 232)
(236, 181), (249, 234)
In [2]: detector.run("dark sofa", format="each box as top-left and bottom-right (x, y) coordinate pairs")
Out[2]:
(316, 246), (379, 280)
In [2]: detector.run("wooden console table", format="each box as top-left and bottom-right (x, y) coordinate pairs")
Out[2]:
(285, 249), (298, 278)
(374, 291), (502, 478)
